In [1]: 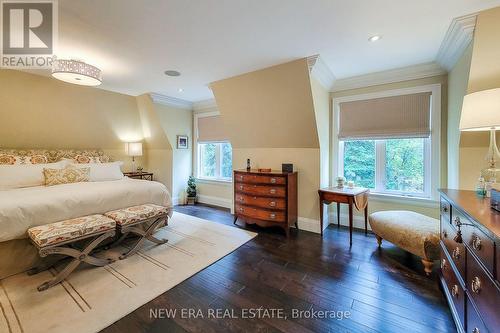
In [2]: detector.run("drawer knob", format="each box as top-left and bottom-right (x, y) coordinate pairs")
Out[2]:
(238, 197), (244, 202)
(239, 185), (243, 190)
(454, 216), (461, 227)
(270, 178), (276, 183)
(472, 328), (480, 333)
(471, 277), (481, 294)
(451, 285), (459, 298)
(441, 205), (448, 213)
(452, 247), (460, 260)
(442, 230), (448, 238)
(269, 201), (276, 207)
(238, 207), (244, 212)
(472, 236), (482, 251)
(441, 259), (447, 269)
(239, 175), (243, 181)
(270, 189), (276, 194)
(270, 213), (276, 219)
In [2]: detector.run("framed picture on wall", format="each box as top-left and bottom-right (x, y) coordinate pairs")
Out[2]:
(177, 135), (188, 149)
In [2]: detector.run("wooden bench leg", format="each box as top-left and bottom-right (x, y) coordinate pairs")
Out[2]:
(36, 230), (115, 292)
(375, 235), (383, 247)
(119, 217), (168, 260)
(421, 258), (433, 276)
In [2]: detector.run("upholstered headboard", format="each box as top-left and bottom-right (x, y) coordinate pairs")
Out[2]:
(0, 149), (111, 164)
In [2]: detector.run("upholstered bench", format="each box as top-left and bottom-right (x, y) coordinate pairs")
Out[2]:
(104, 204), (169, 260)
(368, 210), (440, 276)
(27, 215), (116, 291)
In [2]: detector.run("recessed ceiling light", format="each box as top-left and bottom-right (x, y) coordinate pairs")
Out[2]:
(368, 35), (382, 42)
(164, 70), (181, 77)
(178, 88), (184, 92)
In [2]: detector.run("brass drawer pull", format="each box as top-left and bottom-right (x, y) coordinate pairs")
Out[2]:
(238, 197), (244, 202)
(454, 216), (461, 227)
(441, 259), (447, 269)
(452, 247), (460, 260)
(238, 175), (243, 181)
(471, 277), (481, 294)
(238, 207), (244, 212)
(441, 205), (448, 213)
(270, 178), (276, 184)
(269, 189), (276, 194)
(472, 236), (482, 251)
(239, 185), (243, 190)
(270, 213), (276, 219)
(442, 230), (448, 238)
(451, 285), (459, 298)
(472, 328), (480, 333)
(269, 201), (276, 207)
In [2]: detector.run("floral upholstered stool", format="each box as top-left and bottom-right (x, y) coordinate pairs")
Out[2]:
(27, 215), (116, 291)
(368, 210), (440, 276)
(104, 204), (169, 260)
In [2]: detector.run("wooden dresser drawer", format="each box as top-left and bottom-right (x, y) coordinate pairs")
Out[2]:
(235, 183), (286, 197)
(441, 221), (465, 279)
(467, 250), (500, 331)
(463, 224), (495, 277)
(235, 204), (285, 223)
(441, 244), (466, 328)
(467, 298), (489, 333)
(235, 193), (286, 210)
(234, 173), (286, 185)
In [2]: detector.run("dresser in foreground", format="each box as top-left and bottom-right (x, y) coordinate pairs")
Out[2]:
(234, 170), (298, 237)
(439, 189), (499, 333)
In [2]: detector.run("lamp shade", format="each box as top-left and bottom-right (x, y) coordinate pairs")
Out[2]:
(460, 88), (500, 131)
(126, 142), (143, 157)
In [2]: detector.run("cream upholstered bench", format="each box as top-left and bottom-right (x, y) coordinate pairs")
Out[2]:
(27, 215), (116, 291)
(104, 204), (169, 260)
(368, 210), (440, 276)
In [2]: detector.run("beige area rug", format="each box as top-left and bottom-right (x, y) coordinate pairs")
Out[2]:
(0, 212), (256, 333)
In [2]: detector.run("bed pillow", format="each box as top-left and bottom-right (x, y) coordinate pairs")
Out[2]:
(44, 166), (90, 186)
(0, 160), (68, 190)
(70, 161), (124, 181)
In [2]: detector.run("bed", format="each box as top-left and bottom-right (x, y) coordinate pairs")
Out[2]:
(0, 149), (173, 279)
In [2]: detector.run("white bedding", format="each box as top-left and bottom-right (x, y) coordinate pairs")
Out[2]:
(0, 178), (173, 242)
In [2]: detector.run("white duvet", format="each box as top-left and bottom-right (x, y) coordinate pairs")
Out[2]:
(0, 178), (173, 242)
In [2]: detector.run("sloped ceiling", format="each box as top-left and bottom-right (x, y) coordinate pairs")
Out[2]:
(210, 58), (319, 149)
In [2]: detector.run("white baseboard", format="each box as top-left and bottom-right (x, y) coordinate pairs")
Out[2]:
(297, 216), (322, 234)
(328, 212), (372, 231)
(197, 194), (232, 209)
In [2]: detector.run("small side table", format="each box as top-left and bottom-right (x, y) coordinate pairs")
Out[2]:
(124, 172), (153, 181)
(318, 187), (369, 245)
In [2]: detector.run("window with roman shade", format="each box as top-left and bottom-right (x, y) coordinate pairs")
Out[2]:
(195, 113), (232, 181)
(334, 86), (441, 200)
(338, 92), (431, 140)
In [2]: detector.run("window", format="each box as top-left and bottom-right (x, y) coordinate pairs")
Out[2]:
(198, 142), (232, 181)
(334, 84), (441, 200)
(340, 138), (429, 197)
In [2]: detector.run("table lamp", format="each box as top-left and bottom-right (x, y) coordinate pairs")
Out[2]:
(126, 142), (143, 172)
(460, 87), (500, 182)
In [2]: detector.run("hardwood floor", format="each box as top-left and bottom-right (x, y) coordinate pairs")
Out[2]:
(102, 204), (456, 333)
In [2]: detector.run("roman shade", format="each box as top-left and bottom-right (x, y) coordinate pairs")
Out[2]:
(197, 115), (228, 142)
(338, 92), (431, 140)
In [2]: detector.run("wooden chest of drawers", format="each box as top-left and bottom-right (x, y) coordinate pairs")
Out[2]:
(439, 190), (500, 333)
(234, 170), (298, 237)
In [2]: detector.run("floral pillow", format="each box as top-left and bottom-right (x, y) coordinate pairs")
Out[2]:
(73, 154), (103, 164)
(43, 166), (90, 186)
(0, 154), (48, 165)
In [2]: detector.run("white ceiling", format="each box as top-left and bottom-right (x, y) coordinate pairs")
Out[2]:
(48, 0), (500, 101)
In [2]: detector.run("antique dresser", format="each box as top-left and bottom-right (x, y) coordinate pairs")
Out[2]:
(439, 189), (499, 333)
(233, 169), (298, 237)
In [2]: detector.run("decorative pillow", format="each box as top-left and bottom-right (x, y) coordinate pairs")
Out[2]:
(0, 154), (48, 165)
(0, 154), (18, 165)
(70, 161), (124, 181)
(43, 166), (90, 186)
(74, 154), (103, 164)
(0, 160), (68, 190)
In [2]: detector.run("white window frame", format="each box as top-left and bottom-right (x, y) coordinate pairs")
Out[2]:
(332, 84), (441, 200)
(193, 111), (232, 183)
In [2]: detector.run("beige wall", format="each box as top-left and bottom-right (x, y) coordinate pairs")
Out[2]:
(154, 103), (193, 203)
(457, 7), (500, 188)
(330, 75), (448, 221)
(0, 69), (145, 170)
(448, 44), (473, 189)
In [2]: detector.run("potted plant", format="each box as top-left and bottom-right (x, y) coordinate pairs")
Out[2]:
(186, 176), (197, 205)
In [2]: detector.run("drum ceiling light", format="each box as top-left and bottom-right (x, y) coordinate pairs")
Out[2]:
(51, 58), (102, 86)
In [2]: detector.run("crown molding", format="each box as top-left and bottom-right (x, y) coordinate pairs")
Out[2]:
(193, 98), (218, 112)
(330, 62), (446, 92)
(149, 93), (193, 110)
(307, 54), (336, 90)
(436, 13), (477, 71)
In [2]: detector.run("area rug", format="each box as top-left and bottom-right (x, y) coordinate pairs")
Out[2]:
(0, 212), (256, 333)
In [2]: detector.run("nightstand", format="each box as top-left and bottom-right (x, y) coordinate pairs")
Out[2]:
(124, 172), (153, 181)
